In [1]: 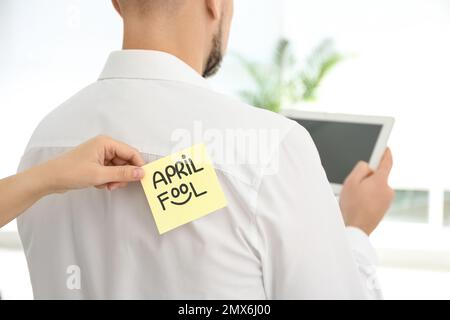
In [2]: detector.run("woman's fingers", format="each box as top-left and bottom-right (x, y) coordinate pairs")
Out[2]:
(88, 136), (146, 189)
(95, 181), (129, 191)
(111, 157), (128, 166)
(106, 182), (128, 191)
(101, 136), (146, 167)
(95, 165), (145, 186)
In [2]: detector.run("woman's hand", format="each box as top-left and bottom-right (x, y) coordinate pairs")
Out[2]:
(44, 135), (146, 193)
(0, 135), (146, 228)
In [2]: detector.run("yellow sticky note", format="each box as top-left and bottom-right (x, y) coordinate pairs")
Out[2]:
(140, 144), (227, 234)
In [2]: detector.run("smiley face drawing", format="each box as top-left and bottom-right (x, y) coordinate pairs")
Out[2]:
(170, 183), (193, 206)
(140, 144), (227, 234)
(156, 182), (207, 211)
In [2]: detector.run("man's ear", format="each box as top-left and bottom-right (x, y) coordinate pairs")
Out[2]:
(112, 0), (123, 17)
(205, 0), (221, 20)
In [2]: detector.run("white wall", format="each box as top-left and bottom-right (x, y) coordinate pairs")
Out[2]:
(0, 0), (121, 182)
(208, 0), (284, 93)
(283, 0), (450, 190)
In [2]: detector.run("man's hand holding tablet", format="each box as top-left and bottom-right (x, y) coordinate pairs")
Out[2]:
(339, 148), (394, 235)
(283, 110), (395, 236)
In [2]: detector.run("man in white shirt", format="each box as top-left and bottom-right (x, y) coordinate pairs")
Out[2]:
(17, 0), (394, 299)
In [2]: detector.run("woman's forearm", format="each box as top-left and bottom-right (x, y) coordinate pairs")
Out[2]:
(0, 136), (145, 229)
(0, 163), (54, 228)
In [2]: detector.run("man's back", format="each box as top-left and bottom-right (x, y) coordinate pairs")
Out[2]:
(18, 51), (374, 299)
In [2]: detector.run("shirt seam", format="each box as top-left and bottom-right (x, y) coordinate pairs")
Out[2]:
(20, 145), (257, 189)
(97, 77), (210, 92)
(249, 120), (298, 299)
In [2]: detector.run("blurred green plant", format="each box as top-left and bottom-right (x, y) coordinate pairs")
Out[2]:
(237, 38), (345, 113)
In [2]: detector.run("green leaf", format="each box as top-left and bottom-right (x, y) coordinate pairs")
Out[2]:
(235, 37), (345, 112)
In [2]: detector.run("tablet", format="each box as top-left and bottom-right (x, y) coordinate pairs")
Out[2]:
(283, 110), (394, 194)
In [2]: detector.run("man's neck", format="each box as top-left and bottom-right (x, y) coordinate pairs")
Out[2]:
(121, 20), (207, 75)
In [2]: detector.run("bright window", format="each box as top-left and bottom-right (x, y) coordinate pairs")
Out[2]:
(385, 190), (429, 224)
(444, 192), (450, 227)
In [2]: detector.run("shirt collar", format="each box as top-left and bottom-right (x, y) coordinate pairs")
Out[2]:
(98, 50), (210, 89)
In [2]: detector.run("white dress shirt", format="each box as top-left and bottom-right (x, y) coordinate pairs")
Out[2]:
(17, 50), (380, 299)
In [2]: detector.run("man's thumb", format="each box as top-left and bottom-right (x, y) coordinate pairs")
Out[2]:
(346, 161), (373, 183)
(100, 166), (145, 184)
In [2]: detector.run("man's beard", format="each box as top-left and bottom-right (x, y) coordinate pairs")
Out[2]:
(202, 27), (223, 78)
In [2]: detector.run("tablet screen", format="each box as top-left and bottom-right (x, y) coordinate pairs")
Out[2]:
(291, 119), (383, 184)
